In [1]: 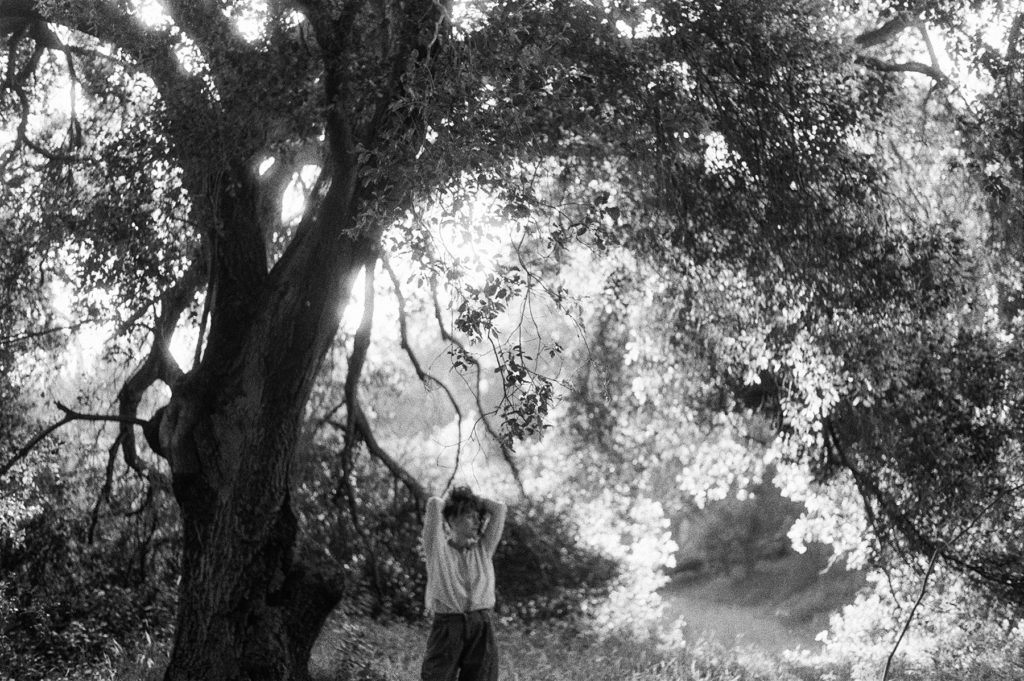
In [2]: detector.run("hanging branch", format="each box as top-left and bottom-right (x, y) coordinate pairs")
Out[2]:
(0, 76), (31, 170)
(827, 413), (1024, 592)
(343, 257), (377, 439)
(88, 433), (123, 543)
(0, 8), (89, 167)
(381, 256), (466, 483)
(327, 410), (427, 506)
(336, 255), (382, 592)
(430, 278), (525, 491)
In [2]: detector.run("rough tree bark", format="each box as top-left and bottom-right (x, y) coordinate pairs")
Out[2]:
(150, 0), (445, 673)
(1, 0), (447, 677)
(155, 154), (372, 678)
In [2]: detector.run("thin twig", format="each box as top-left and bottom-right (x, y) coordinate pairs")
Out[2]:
(0, 321), (92, 347)
(881, 547), (939, 681)
(880, 482), (1024, 680)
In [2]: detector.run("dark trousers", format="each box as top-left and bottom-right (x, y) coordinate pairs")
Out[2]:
(420, 610), (499, 681)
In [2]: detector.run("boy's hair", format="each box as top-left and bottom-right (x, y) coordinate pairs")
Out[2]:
(443, 485), (483, 521)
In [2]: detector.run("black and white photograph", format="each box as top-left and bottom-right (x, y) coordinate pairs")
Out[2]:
(2, 1), (1023, 679)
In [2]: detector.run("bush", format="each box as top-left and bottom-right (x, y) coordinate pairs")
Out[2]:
(495, 499), (619, 622)
(815, 561), (1024, 681)
(0, 469), (178, 680)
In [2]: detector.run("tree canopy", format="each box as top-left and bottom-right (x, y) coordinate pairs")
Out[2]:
(3, 0), (1024, 679)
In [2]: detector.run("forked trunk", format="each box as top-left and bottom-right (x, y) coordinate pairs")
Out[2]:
(159, 229), (367, 679)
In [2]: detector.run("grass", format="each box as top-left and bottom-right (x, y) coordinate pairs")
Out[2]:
(52, 600), (1023, 681)
(308, 609), (1022, 681)
(309, 612), (795, 681)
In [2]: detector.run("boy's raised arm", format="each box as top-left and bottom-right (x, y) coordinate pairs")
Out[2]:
(480, 497), (507, 556)
(423, 496), (444, 556)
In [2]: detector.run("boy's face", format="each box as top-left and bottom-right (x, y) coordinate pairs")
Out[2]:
(450, 509), (481, 540)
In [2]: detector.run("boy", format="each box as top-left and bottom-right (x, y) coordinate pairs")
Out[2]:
(420, 486), (507, 681)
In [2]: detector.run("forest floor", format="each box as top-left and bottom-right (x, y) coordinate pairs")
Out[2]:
(659, 546), (867, 662)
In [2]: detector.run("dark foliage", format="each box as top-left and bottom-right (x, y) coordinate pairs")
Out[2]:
(494, 501), (619, 622)
(0, 476), (178, 680)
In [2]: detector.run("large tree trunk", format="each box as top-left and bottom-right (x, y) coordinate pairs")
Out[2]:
(160, 362), (347, 680)
(144, 0), (444, 674)
(159, 161), (370, 679)
(167, 474), (341, 680)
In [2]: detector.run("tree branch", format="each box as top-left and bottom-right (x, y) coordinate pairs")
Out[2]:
(882, 547), (940, 681)
(115, 260), (201, 491)
(855, 55), (948, 84)
(917, 23), (943, 75)
(1, 402), (149, 479)
(342, 254), (377, 421)
(39, 0), (175, 72)
(327, 411), (427, 506)
(855, 12), (917, 48)
(35, 0), (217, 160)
(1007, 12), (1023, 99)
(325, 250), (380, 581)
(329, 259), (389, 596)
(430, 278), (525, 492)
(880, 480), (1024, 680)
(0, 321), (93, 347)
(88, 433), (122, 543)
(159, 0), (250, 64)
(1009, 12), (1024, 62)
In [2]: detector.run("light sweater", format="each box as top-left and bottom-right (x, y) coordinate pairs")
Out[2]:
(422, 496), (506, 614)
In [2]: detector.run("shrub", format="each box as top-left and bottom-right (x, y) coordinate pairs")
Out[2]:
(495, 499), (619, 622)
(817, 562), (1024, 681)
(0, 467), (177, 680)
